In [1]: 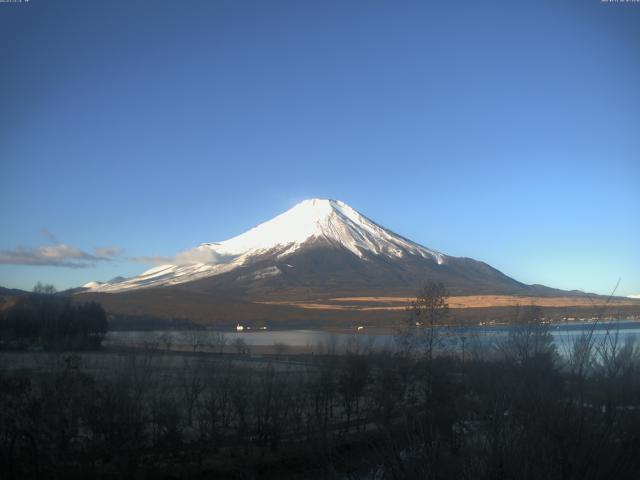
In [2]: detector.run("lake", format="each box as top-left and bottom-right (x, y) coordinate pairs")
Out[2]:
(105, 319), (640, 353)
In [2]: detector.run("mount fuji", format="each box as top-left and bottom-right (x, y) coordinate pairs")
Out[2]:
(77, 199), (578, 324)
(83, 199), (527, 295)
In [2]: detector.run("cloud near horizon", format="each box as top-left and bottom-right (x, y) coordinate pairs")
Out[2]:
(94, 246), (123, 258)
(130, 245), (236, 266)
(129, 255), (175, 265)
(0, 244), (123, 268)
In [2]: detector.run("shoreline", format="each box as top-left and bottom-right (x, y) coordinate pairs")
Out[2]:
(106, 315), (640, 335)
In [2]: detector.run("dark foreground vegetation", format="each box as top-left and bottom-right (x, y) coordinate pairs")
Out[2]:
(0, 283), (107, 351)
(1, 283), (639, 479)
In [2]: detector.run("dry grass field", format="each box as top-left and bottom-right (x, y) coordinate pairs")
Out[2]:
(258, 295), (640, 311)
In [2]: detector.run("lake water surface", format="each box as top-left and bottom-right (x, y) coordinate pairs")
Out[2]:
(106, 320), (640, 352)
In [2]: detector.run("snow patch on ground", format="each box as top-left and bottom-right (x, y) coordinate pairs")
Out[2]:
(237, 266), (282, 282)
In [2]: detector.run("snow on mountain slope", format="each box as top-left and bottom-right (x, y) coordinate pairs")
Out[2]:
(85, 199), (446, 293)
(204, 199), (443, 260)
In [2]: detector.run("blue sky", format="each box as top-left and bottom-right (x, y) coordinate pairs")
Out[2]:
(1, 0), (638, 296)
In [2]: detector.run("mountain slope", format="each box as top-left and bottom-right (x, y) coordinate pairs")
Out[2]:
(173, 239), (528, 299)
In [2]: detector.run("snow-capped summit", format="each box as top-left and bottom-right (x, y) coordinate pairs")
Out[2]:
(202, 198), (444, 261)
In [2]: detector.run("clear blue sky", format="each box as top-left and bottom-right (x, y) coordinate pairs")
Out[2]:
(1, 0), (638, 296)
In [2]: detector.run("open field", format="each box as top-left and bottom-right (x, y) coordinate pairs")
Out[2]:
(260, 295), (640, 310)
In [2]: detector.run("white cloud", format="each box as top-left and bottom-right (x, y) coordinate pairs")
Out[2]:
(94, 246), (123, 258)
(129, 255), (175, 265)
(174, 246), (235, 265)
(129, 245), (236, 266)
(0, 242), (122, 268)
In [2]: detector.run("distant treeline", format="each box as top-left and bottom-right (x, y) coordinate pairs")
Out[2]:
(0, 285), (107, 350)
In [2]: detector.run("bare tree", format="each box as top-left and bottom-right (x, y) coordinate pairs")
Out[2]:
(181, 358), (205, 427)
(209, 331), (228, 354)
(185, 328), (206, 353)
(233, 338), (250, 355)
(273, 341), (289, 359)
(499, 304), (555, 365)
(33, 282), (56, 295)
(401, 281), (450, 360)
(159, 332), (173, 352)
(198, 364), (234, 448)
(338, 353), (371, 432)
